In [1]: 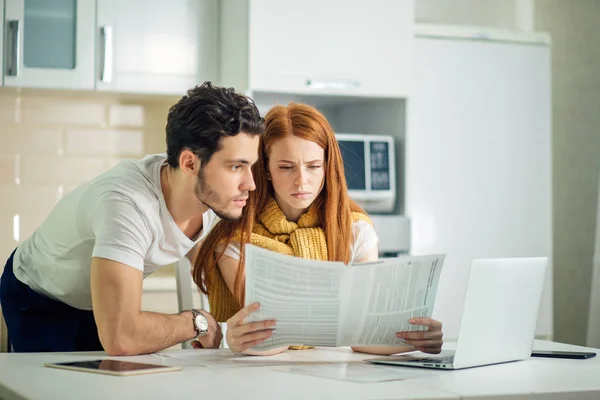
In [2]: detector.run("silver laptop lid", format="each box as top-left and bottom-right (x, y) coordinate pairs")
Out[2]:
(453, 257), (548, 369)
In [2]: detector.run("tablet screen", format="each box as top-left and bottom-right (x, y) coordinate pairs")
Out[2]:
(57, 360), (168, 371)
(45, 360), (181, 376)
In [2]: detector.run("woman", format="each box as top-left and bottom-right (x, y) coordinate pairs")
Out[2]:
(193, 103), (443, 355)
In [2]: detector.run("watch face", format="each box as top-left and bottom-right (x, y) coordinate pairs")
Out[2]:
(195, 314), (209, 332)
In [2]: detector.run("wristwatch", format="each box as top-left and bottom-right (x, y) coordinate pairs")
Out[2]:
(190, 309), (209, 337)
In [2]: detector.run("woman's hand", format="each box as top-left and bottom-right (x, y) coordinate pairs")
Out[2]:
(226, 303), (276, 353)
(396, 318), (443, 354)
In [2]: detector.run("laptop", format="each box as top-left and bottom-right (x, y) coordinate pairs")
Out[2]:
(367, 257), (548, 370)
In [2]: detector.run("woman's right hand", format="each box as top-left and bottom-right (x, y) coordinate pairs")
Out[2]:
(226, 302), (276, 353)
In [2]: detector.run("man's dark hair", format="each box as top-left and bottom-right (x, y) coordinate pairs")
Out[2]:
(166, 82), (265, 168)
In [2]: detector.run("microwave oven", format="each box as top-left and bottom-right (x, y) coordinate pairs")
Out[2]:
(335, 134), (396, 213)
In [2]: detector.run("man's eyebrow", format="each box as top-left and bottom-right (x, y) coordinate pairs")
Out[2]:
(223, 159), (251, 164)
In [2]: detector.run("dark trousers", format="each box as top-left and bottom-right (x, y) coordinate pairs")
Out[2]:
(0, 249), (103, 352)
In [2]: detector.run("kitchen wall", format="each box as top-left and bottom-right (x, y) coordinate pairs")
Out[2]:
(0, 88), (176, 274)
(416, 0), (525, 29)
(535, 0), (600, 346)
(417, 0), (600, 346)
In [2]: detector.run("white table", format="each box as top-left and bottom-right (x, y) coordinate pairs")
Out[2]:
(0, 340), (599, 400)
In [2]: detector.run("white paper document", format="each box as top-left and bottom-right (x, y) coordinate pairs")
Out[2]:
(272, 362), (433, 383)
(244, 245), (445, 351)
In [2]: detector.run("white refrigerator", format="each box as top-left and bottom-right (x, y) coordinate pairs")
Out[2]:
(406, 25), (553, 340)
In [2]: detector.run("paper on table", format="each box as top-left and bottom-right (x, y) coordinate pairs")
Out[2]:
(244, 245), (445, 351)
(272, 362), (433, 383)
(152, 348), (372, 369)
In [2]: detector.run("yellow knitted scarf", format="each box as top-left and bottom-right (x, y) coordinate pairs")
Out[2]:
(206, 197), (370, 349)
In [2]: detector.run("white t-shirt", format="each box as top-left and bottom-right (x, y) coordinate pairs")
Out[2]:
(219, 220), (379, 263)
(13, 153), (217, 310)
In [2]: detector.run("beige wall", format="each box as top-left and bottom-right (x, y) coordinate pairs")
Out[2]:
(416, 0), (523, 29)
(535, 0), (600, 346)
(0, 306), (7, 352)
(0, 88), (175, 272)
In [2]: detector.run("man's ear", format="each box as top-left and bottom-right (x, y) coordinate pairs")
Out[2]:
(179, 149), (201, 176)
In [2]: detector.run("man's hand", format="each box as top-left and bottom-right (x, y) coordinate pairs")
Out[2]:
(194, 310), (223, 348)
(91, 257), (203, 355)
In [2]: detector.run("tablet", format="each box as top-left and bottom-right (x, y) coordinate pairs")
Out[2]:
(531, 350), (596, 360)
(44, 359), (182, 376)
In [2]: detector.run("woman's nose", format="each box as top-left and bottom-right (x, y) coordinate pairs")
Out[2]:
(295, 169), (307, 185)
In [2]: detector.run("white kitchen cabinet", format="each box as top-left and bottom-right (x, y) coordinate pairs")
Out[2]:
(221, 0), (413, 98)
(3, 0), (95, 90)
(96, 0), (218, 95)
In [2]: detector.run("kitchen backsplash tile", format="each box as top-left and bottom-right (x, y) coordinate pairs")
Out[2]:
(20, 99), (106, 126)
(0, 185), (61, 215)
(3, 127), (62, 155)
(0, 89), (172, 263)
(21, 156), (110, 185)
(0, 214), (17, 263)
(0, 155), (19, 185)
(65, 129), (144, 156)
(0, 96), (17, 123)
(109, 104), (144, 127)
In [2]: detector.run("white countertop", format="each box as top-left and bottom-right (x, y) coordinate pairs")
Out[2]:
(1, 340), (599, 400)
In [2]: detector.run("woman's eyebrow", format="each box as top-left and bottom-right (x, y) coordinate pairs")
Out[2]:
(276, 159), (323, 163)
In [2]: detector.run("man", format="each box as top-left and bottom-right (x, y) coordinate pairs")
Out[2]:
(0, 82), (264, 355)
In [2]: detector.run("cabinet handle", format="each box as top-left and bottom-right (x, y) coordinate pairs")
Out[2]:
(6, 20), (20, 77)
(100, 26), (114, 83)
(305, 79), (361, 90)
